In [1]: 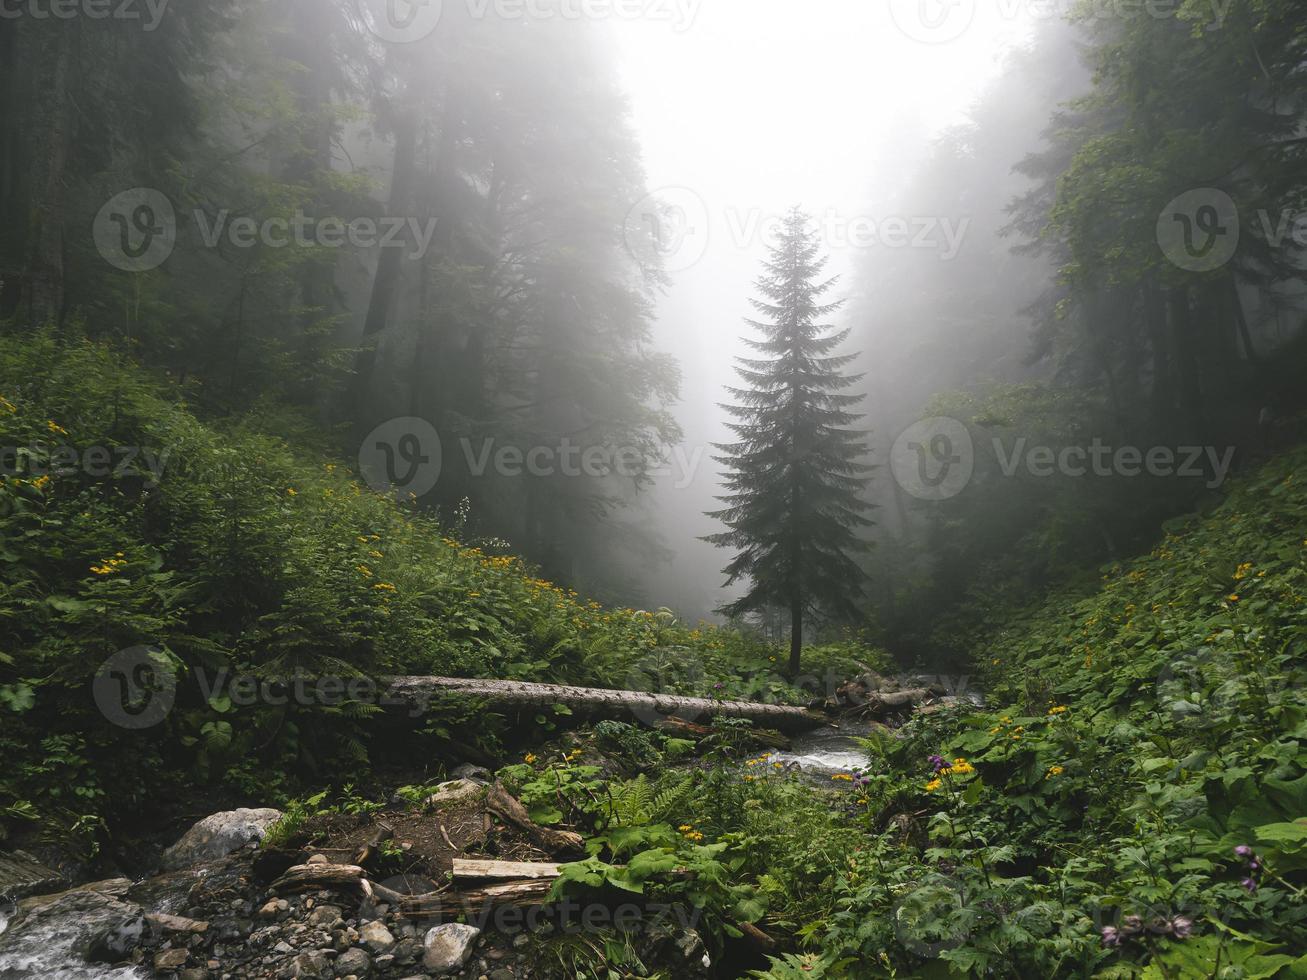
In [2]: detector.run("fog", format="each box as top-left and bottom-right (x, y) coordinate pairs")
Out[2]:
(605, 2), (1040, 620)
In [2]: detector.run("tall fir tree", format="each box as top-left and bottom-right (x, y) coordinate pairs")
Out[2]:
(707, 208), (874, 674)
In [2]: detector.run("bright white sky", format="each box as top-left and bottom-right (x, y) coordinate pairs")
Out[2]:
(601, 0), (1038, 617)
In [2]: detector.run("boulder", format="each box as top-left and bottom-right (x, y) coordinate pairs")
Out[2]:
(357, 920), (394, 952)
(422, 923), (481, 974)
(161, 808), (282, 870)
(423, 779), (484, 808)
(336, 946), (372, 976)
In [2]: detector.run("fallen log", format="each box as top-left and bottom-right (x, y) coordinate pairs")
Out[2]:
(382, 676), (826, 733)
(398, 878), (553, 917)
(452, 859), (562, 881)
(486, 781), (585, 856)
(270, 863), (365, 895)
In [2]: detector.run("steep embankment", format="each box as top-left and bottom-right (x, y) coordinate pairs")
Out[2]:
(0, 333), (871, 856)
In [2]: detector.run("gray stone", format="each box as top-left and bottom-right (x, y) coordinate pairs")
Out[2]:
(161, 808), (283, 870)
(358, 920), (395, 952)
(422, 923), (481, 974)
(336, 947), (372, 976)
(423, 779), (484, 808)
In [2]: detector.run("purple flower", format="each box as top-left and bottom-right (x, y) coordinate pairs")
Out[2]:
(1234, 844), (1253, 858)
(1248, 859), (1260, 870)
(929, 754), (947, 772)
(1100, 926), (1120, 948)
(713, 682), (724, 690)
(1121, 915), (1143, 935)
(1241, 877), (1258, 893)
(1170, 916), (1193, 939)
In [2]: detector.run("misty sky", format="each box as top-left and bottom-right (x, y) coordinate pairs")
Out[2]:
(605, 1), (1038, 619)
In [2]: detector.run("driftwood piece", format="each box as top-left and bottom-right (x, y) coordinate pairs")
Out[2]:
(398, 878), (553, 917)
(353, 822), (394, 867)
(146, 913), (209, 935)
(738, 920), (777, 952)
(383, 676), (827, 733)
(270, 862), (365, 895)
(486, 782), (584, 856)
(655, 716), (790, 749)
(452, 859), (562, 881)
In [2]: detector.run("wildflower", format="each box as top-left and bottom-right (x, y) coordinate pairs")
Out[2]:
(1100, 926), (1120, 948)
(373, 582), (397, 591)
(1240, 877), (1257, 893)
(287, 488), (297, 496)
(678, 824), (693, 832)
(523, 753), (538, 764)
(1046, 765), (1064, 779)
(356, 564), (373, 577)
(924, 778), (942, 792)
(1170, 917), (1193, 939)
(47, 420), (68, 436)
(1234, 844), (1253, 858)
(1227, 594), (1240, 603)
(1047, 705), (1068, 715)
(32, 475), (51, 491)
(928, 754), (946, 772)
(831, 773), (854, 782)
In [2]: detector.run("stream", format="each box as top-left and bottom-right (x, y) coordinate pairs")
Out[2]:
(767, 718), (879, 774)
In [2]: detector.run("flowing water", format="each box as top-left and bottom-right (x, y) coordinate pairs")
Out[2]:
(767, 718), (879, 774)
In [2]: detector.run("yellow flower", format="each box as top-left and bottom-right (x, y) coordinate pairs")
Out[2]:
(831, 773), (854, 782)
(678, 824), (693, 832)
(1227, 594), (1240, 603)
(523, 753), (538, 764)
(32, 475), (51, 491)
(373, 582), (396, 591)
(1047, 705), (1068, 715)
(286, 488), (297, 496)
(47, 420), (68, 436)
(357, 564), (373, 577)
(1046, 765), (1065, 779)
(925, 779), (942, 792)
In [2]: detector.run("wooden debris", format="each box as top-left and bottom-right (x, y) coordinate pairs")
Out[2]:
(383, 676), (827, 732)
(0, 850), (66, 903)
(270, 862), (365, 895)
(486, 782), (584, 856)
(452, 858), (562, 881)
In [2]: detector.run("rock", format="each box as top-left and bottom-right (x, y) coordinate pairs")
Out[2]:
(309, 905), (343, 928)
(15, 876), (132, 914)
(291, 949), (333, 978)
(424, 779), (484, 808)
(452, 763), (492, 784)
(423, 923), (481, 974)
(489, 969), (514, 980)
(259, 899), (283, 919)
(179, 969), (212, 980)
(161, 808), (283, 870)
(512, 932), (530, 949)
(358, 920), (395, 952)
(0, 849), (66, 902)
(336, 947), (372, 976)
(307, 854), (330, 865)
(155, 948), (192, 971)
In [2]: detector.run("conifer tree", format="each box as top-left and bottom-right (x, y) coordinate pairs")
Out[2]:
(706, 209), (873, 674)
